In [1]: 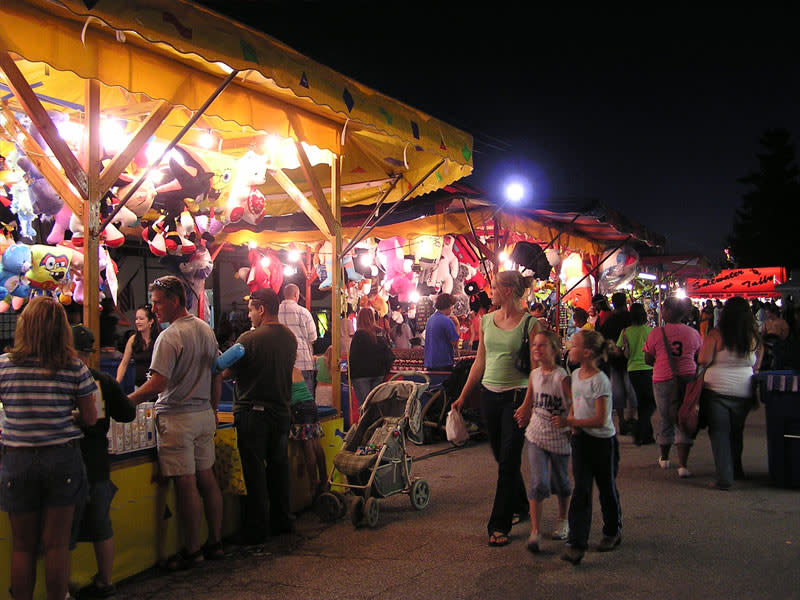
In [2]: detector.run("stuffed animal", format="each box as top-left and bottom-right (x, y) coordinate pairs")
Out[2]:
(316, 240), (363, 291)
(240, 248), (283, 294)
(377, 236), (416, 302)
(9, 181), (37, 240)
(61, 242), (118, 306)
(0, 243), (32, 310)
(26, 244), (71, 291)
(13, 153), (63, 218)
(179, 246), (213, 311)
(560, 252), (593, 312)
(427, 234), (459, 294)
(225, 151), (267, 225)
(598, 246), (639, 294)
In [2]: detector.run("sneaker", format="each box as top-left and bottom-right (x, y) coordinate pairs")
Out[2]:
(561, 545), (585, 565)
(78, 575), (116, 598)
(597, 534), (621, 552)
(526, 532), (541, 553)
(677, 467), (692, 478)
(658, 457), (671, 469)
(552, 519), (569, 541)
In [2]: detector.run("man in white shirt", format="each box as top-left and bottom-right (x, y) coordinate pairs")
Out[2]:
(278, 283), (318, 394)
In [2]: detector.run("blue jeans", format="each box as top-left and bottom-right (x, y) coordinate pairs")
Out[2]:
(567, 432), (622, 550)
(481, 388), (529, 535)
(235, 409), (292, 542)
(704, 390), (749, 488)
(351, 376), (384, 407)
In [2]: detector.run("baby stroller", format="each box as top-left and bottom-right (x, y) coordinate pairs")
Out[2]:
(317, 371), (432, 528)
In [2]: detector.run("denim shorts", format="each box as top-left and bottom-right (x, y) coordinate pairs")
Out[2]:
(71, 479), (118, 546)
(525, 441), (572, 501)
(0, 442), (88, 513)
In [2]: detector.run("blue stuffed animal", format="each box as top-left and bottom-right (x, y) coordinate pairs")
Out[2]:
(0, 242), (32, 309)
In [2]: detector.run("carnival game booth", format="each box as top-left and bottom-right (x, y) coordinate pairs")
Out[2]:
(0, 1), (472, 595)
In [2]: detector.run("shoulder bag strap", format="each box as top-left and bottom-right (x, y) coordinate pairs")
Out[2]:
(660, 326), (679, 382)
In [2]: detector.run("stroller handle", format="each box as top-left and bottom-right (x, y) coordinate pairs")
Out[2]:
(388, 371), (430, 386)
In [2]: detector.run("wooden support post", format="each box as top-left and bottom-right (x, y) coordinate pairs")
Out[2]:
(330, 156), (342, 415)
(268, 168), (332, 239)
(293, 141), (337, 236)
(84, 80), (102, 370)
(0, 51), (88, 200)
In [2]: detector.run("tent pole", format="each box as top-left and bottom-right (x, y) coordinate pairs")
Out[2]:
(84, 80), (102, 370)
(331, 156), (343, 415)
(562, 236), (632, 299)
(459, 198), (490, 284)
(341, 175), (402, 256)
(346, 160), (445, 251)
(101, 69), (239, 231)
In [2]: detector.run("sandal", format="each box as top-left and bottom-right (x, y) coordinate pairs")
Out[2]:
(511, 513), (530, 526)
(203, 540), (225, 561)
(488, 532), (510, 547)
(163, 548), (205, 571)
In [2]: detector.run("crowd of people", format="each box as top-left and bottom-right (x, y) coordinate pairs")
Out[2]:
(0, 271), (790, 596)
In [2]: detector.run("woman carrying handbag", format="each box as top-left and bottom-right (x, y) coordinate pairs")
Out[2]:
(697, 297), (762, 490)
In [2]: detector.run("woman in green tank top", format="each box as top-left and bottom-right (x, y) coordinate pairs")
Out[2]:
(453, 270), (540, 547)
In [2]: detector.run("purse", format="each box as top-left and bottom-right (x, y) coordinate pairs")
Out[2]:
(514, 315), (534, 375)
(660, 327), (711, 438)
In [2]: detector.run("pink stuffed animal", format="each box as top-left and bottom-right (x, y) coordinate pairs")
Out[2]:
(377, 236), (416, 302)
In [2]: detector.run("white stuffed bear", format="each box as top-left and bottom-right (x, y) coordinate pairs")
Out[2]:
(226, 151), (267, 226)
(427, 234), (459, 294)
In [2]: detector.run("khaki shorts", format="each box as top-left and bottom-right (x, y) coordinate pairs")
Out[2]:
(156, 408), (216, 477)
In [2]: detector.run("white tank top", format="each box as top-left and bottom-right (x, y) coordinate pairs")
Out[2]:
(704, 348), (756, 398)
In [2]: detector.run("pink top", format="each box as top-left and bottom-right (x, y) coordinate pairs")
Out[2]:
(643, 323), (702, 383)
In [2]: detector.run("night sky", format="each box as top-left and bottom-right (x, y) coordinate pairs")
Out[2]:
(198, 2), (800, 262)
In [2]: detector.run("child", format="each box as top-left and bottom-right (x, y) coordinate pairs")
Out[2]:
(514, 331), (572, 553)
(289, 367), (328, 500)
(555, 329), (622, 565)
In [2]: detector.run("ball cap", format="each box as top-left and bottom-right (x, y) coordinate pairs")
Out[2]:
(71, 325), (95, 352)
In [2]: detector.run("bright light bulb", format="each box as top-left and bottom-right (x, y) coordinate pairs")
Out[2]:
(283, 265), (296, 276)
(675, 288), (686, 299)
(260, 256), (270, 268)
(409, 291), (420, 304)
(145, 142), (166, 166)
(505, 182), (525, 203)
(637, 272), (657, 280)
(101, 119), (127, 153)
(360, 254), (373, 267)
(504, 260), (514, 270)
(247, 241), (257, 250)
(198, 131), (214, 149)
(499, 251), (508, 263)
(57, 121), (84, 147)
(287, 249), (300, 263)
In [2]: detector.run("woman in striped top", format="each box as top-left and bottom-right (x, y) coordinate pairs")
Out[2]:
(0, 296), (98, 600)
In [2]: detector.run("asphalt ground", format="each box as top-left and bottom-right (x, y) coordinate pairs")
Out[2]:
(108, 407), (799, 600)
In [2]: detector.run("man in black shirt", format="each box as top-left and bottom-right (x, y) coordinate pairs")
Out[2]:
(224, 288), (297, 544)
(71, 325), (136, 598)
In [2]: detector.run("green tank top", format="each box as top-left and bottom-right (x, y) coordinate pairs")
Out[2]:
(481, 312), (537, 390)
(290, 380), (314, 405)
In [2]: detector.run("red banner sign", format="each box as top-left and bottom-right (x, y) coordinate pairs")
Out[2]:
(686, 267), (786, 298)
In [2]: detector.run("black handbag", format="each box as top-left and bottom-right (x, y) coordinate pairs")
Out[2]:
(514, 315), (534, 375)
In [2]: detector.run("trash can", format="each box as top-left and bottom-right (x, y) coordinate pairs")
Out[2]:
(755, 371), (800, 488)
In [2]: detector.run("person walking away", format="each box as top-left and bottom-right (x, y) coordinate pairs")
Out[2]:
(557, 330), (622, 565)
(129, 276), (223, 569)
(223, 288), (297, 542)
(0, 296), (98, 600)
(699, 300), (715, 338)
(279, 283), (319, 397)
(698, 297), (762, 489)
(598, 292), (635, 435)
(390, 310), (413, 350)
(71, 325), (136, 598)
(452, 271), (540, 547)
(289, 367), (328, 501)
(424, 293), (460, 371)
(116, 304), (160, 390)
(618, 304), (656, 445)
(348, 308), (395, 407)
(513, 331), (572, 553)
(643, 296), (702, 478)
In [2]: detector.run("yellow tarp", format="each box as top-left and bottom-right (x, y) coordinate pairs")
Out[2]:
(0, 1), (472, 210)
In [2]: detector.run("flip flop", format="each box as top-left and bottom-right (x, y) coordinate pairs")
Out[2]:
(511, 513), (530, 526)
(488, 532), (510, 547)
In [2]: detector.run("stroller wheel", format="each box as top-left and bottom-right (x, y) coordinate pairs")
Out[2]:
(364, 497), (380, 528)
(316, 492), (343, 523)
(410, 478), (431, 510)
(332, 492), (348, 519)
(350, 496), (365, 527)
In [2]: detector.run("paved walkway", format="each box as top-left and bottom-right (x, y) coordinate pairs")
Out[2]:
(112, 408), (799, 600)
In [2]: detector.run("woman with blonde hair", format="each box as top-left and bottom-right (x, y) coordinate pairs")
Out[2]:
(0, 296), (98, 600)
(453, 270), (540, 547)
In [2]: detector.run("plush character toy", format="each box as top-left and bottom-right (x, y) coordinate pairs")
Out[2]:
(225, 151), (267, 225)
(316, 240), (364, 291)
(239, 248), (284, 295)
(427, 234), (459, 294)
(13, 153), (63, 218)
(61, 242), (118, 306)
(26, 244), (71, 292)
(560, 252), (593, 312)
(598, 246), (639, 294)
(0, 243), (32, 310)
(377, 236), (416, 302)
(179, 246), (213, 309)
(9, 181), (37, 240)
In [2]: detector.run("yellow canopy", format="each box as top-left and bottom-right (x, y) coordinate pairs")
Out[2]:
(0, 0), (472, 211)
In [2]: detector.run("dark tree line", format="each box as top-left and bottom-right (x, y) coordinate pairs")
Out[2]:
(729, 128), (800, 269)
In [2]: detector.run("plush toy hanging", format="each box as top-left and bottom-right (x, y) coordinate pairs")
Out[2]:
(225, 151), (267, 226)
(598, 246), (640, 294)
(560, 252), (593, 312)
(377, 236), (416, 302)
(0, 243), (31, 310)
(237, 247), (284, 295)
(427, 234), (459, 294)
(510, 241), (553, 280)
(26, 244), (71, 291)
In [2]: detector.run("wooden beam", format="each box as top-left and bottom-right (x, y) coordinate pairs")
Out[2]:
(268, 168), (332, 239)
(0, 51), (88, 200)
(293, 139), (338, 236)
(83, 79), (102, 370)
(98, 100), (172, 195)
(0, 102), (83, 215)
(330, 156), (342, 414)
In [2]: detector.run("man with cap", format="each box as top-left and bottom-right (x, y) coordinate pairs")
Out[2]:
(71, 325), (136, 598)
(128, 275), (223, 569)
(224, 287), (297, 543)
